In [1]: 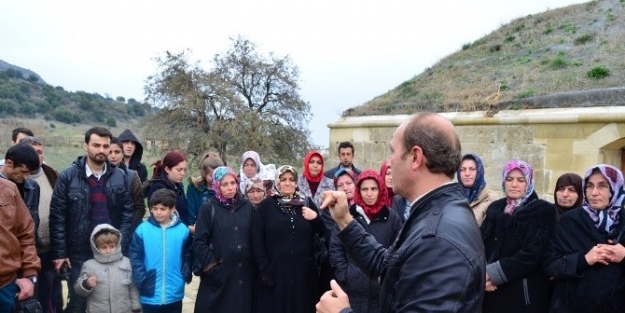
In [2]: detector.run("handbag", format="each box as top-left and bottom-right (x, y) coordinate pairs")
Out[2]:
(14, 298), (42, 313)
(306, 198), (328, 274)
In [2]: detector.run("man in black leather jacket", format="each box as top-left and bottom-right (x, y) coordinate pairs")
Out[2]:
(49, 127), (133, 313)
(317, 113), (485, 313)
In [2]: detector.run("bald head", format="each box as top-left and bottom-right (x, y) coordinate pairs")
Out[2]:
(401, 113), (461, 178)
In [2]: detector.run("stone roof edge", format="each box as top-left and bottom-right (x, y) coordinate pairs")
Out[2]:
(328, 106), (625, 128)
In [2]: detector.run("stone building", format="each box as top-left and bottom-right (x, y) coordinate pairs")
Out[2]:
(328, 106), (625, 199)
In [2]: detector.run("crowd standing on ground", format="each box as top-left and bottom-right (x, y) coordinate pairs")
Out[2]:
(2, 114), (625, 313)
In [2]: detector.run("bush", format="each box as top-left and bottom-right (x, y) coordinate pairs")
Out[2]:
(106, 116), (117, 127)
(574, 33), (595, 45)
(550, 56), (568, 70)
(587, 66), (610, 79)
(515, 89), (535, 99)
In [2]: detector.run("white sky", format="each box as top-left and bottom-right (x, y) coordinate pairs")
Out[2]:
(0, 0), (588, 147)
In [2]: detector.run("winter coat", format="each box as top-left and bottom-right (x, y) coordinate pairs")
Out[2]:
(186, 176), (216, 225)
(130, 211), (192, 305)
(0, 178), (40, 288)
(117, 129), (148, 183)
(297, 175), (335, 208)
(391, 195), (409, 223)
(251, 197), (326, 313)
(145, 173), (190, 225)
(337, 183), (485, 313)
(117, 163), (146, 231)
(193, 195), (256, 313)
(470, 188), (498, 227)
(0, 174), (41, 249)
(481, 192), (556, 313)
(543, 207), (625, 313)
(75, 224), (141, 313)
(329, 205), (402, 313)
(50, 156), (134, 263)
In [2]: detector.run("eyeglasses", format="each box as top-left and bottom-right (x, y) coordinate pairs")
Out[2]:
(585, 183), (610, 192)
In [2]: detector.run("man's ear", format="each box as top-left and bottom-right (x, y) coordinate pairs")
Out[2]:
(410, 146), (424, 170)
(83, 142), (89, 153)
(4, 159), (14, 169)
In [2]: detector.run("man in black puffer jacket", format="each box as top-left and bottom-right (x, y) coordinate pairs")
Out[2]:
(50, 127), (133, 313)
(317, 113), (485, 313)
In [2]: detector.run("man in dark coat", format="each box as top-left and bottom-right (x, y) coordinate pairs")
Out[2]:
(324, 142), (362, 179)
(118, 129), (148, 183)
(50, 127), (134, 313)
(317, 113), (485, 313)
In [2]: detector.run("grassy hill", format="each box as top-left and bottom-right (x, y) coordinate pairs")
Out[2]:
(0, 59), (153, 125)
(346, 0), (625, 116)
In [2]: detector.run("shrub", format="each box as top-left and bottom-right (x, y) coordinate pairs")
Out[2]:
(504, 35), (515, 43)
(574, 33), (595, 45)
(489, 44), (502, 52)
(106, 116), (117, 127)
(551, 56), (568, 70)
(587, 66), (610, 79)
(516, 89), (535, 99)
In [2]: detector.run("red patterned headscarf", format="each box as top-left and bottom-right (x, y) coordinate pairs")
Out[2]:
(303, 151), (324, 183)
(353, 169), (388, 220)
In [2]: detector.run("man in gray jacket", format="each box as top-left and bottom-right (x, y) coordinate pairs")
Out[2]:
(317, 113), (485, 313)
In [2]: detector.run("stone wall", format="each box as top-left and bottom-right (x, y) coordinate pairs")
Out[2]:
(327, 106), (625, 199)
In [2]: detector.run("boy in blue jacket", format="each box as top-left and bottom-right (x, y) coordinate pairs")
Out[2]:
(130, 188), (192, 313)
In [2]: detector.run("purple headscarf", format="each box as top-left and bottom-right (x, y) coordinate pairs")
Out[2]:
(582, 164), (624, 234)
(502, 159), (534, 215)
(212, 166), (239, 206)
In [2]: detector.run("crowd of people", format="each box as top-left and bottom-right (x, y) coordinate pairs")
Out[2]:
(2, 113), (625, 313)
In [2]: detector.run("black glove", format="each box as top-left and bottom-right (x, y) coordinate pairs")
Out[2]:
(140, 269), (156, 297)
(181, 263), (192, 284)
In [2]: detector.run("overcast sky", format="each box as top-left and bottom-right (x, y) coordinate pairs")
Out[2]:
(0, 0), (588, 147)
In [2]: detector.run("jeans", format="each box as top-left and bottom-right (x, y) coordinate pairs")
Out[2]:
(141, 300), (183, 313)
(0, 281), (17, 313)
(38, 251), (64, 313)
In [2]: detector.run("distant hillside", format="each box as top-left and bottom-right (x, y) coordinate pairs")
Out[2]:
(0, 59), (153, 124)
(346, 0), (625, 116)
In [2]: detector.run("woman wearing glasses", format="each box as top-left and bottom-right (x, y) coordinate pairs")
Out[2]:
(481, 160), (556, 313)
(544, 164), (625, 312)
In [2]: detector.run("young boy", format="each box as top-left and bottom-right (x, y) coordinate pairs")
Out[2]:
(75, 224), (141, 313)
(130, 188), (192, 313)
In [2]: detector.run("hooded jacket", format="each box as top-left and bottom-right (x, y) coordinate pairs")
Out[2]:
(75, 224), (141, 313)
(118, 129), (148, 183)
(129, 211), (192, 305)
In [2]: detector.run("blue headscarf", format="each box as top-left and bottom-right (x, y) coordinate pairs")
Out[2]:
(212, 166), (239, 206)
(457, 154), (487, 203)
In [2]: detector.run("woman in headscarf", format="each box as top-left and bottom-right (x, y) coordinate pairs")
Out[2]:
(245, 177), (266, 208)
(187, 152), (224, 230)
(328, 170), (402, 313)
(481, 160), (556, 313)
(144, 151), (191, 226)
(298, 151), (335, 208)
(193, 166), (256, 313)
(543, 165), (625, 313)
(251, 165), (326, 313)
(553, 173), (583, 221)
(379, 160), (395, 207)
(239, 151), (265, 194)
(457, 154), (498, 226)
(333, 168), (357, 205)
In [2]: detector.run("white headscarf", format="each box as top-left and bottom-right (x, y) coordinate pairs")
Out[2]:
(239, 151), (265, 194)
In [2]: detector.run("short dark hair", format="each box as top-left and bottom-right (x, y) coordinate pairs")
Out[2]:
(149, 188), (177, 208)
(110, 137), (122, 148)
(402, 113), (461, 178)
(337, 141), (354, 154)
(12, 127), (34, 142)
(5, 143), (40, 171)
(85, 127), (113, 143)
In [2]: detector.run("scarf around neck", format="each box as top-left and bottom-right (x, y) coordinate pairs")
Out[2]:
(271, 165), (305, 207)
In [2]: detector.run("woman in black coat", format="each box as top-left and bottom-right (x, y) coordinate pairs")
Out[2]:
(193, 166), (256, 313)
(481, 160), (556, 313)
(329, 169), (402, 313)
(543, 164), (625, 313)
(145, 151), (191, 226)
(251, 165), (326, 313)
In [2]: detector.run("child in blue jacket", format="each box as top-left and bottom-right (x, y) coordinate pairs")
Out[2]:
(130, 188), (192, 313)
